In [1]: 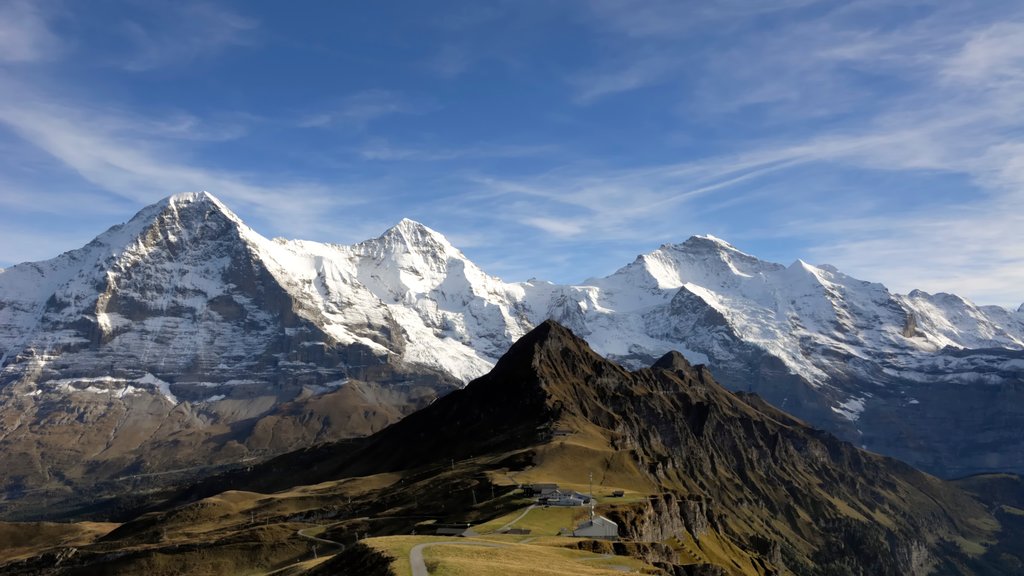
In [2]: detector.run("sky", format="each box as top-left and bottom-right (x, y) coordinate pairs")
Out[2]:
(0, 1), (1022, 307)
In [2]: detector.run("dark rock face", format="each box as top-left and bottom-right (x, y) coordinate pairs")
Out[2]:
(0, 194), (459, 518)
(189, 321), (1000, 574)
(639, 293), (1024, 479)
(512, 323), (1001, 574)
(1, 189), (1021, 531)
(859, 371), (1024, 477)
(7, 321), (1014, 575)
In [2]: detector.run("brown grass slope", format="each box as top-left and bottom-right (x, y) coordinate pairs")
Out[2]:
(4, 321), (1013, 575)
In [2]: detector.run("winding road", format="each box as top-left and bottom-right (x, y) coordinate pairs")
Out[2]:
(492, 504), (537, 533)
(296, 526), (345, 548)
(409, 541), (504, 576)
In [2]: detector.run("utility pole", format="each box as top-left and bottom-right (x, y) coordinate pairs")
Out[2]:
(589, 472), (595, 521)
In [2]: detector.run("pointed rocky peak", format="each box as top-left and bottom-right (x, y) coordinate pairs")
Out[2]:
(355, 218), (464, 269)
(52, 192), (255, 273)
(490, 319), (601, 376)
(786, 258), (815, 275)
(392, 216), (439, 235)
(351, 218), (485, 298)
(680, 234), (743, 252)
(163, 191), (240, 220)
(462, 320), (630, 414)
(670, 235), (766, 264)
(149, 191), (243, 229)
(332, 321), (602, 472)
(677, 235), (782, 273)
(381, 218), (457, 252)
(100, 191), (251, 259)
(1018, 303), (1024, 314)
(783, 258), (831, 285)
(651, 350), (694, 373)
(608, 234), (783, 290)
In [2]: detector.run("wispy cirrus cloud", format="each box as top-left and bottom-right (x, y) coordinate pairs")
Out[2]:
(2, 0), (1023, 308)
(1, 0), (258, 73)
(299, 90), (428, 129)
(0, 0), (60, 63)
(0, 77), (353, 243)
(582, 0), (823, 39)
(569, 53), (679, 103)
(117, 2), (258, 72)
(358, 139), (556, 162)
(499, 0), (1024, 304)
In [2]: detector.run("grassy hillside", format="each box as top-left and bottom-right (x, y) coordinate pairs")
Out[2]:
(0, 322), (1017, 575)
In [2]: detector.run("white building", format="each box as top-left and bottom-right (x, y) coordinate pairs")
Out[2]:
(550, 494), (585, 507)
(573, 515), (618, 540)
(545, 490), (590, 507)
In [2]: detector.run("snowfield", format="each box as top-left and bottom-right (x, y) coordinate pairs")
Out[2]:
(1, 191), (1022, 434)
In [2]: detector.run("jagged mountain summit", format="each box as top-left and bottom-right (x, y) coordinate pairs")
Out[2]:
(10, 321), (1014, 575)
(0, 192), (1022, 507)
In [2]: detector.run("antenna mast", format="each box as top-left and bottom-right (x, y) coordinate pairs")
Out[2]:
(589, 471), (594, 521)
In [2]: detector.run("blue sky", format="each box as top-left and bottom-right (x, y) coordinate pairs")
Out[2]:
(1, 1), (1022, 306)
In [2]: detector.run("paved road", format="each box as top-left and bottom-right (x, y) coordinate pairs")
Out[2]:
(268, 527), (344, 574)
(296, 526), (345, 548)
(409, 541), (503, 576)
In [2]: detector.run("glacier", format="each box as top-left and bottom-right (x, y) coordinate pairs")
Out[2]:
(1, 191), (1023, 485)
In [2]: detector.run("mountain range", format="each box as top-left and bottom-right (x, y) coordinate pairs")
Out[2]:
(2, 321), (1020, 575)
(0, 191), (1022, 516)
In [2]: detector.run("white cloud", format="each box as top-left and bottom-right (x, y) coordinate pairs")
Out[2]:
(570, 54), (678, 103)
(118, 2), (258, 72)
(299, 90), (425, 129)
(803, 205), (1024, 307)
(0, 0), (60, 63)
(943, 21), (1024, 85)
(358, 139), (555, 161)
(531, 0), (1024, 303)
(584, 0), (824, 38)
(0, 78), (352, 240)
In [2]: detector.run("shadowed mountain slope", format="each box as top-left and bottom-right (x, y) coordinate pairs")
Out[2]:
(48, 320), (1010, 576)
(3, 192), (1024, 497)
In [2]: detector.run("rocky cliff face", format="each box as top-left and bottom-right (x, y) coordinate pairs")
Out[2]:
(497, 322), (997, 574)
(564, 237), (1024, 478)
(140, 321), (1004, 576)
(0, 194), (459, 516)
(1, 192), (1022, 507)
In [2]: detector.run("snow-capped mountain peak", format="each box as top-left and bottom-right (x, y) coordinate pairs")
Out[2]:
(610, 234), (784, 293)
(3, 193), (1024, 480)
(687, 233), (741, 250)
(352, 218), (475, 299)
(378, 218), (459, 255)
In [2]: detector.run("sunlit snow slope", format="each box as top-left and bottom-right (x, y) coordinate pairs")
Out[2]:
(1, 192), (1022, 478)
